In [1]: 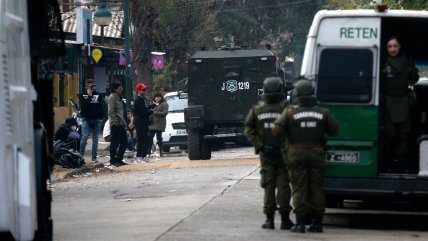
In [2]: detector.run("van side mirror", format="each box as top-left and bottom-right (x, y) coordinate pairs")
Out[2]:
(178, 91), (188, 99)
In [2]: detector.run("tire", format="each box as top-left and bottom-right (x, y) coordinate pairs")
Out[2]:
(188, 129), (202, 160)
(162, 146), (170, 153)
(201, 141), (211, 160)
(33, 124), (53, 241)
(236, 136), (251, 147)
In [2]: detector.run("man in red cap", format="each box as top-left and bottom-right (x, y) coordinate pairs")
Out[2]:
(133, 83), (153, 163)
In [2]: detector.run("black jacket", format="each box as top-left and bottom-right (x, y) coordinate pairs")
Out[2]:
(78, 90), (104, 119)
(133, 94), (152, 126)
(54, 124), (73, 141)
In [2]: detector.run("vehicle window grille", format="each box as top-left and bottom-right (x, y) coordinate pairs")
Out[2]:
(2, 54), (13, 135)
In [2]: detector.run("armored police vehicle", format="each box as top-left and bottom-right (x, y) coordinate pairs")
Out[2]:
(301, 6), (428, 206)
(185, 47), (276, 160)
(0, 0), (63, 240)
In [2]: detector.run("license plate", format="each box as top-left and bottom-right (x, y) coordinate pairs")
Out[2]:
(326, 151), (359, 163)
(176, 129), (187, 135)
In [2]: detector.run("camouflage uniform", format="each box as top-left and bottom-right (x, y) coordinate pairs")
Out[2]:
(273, 80), (339, 233)
(244, 77), (293, 230)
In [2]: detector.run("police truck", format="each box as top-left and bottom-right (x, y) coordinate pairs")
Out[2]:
(184, 46), (277, 160)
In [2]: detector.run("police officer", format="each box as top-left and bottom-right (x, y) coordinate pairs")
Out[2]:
(244, 76), (294, 230)
(273, 80), (339, 233)
(381, 36), (419, 173)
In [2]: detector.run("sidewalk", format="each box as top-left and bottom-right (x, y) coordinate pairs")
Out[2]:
(51, 135), (257, 182)
(51, 134), (186, 182)
(81, 135), (184, 163)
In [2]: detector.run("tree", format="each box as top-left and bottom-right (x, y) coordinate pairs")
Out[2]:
(152, 61), (178, 95)
(384, 0), (428, 9)
(154, 0), (220, 89)
(129, 0), (157, 92)
(324, 0), (428, 10)
(216, 0), (322, 69)
(323, 0), (368, 9)
(130, 1), (344, 88)
(129, 0), (219, 92)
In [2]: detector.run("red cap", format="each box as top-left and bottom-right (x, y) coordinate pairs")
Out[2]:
(135, 83), (148, 91)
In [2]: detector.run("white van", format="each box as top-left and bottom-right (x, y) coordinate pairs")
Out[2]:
(300, 7), (428, 205)
(158, 91), (188, 152)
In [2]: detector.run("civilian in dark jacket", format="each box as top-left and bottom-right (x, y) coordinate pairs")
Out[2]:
(78, 79), (104, 163)
(54, 117), (80, 152)
(133, 83), (153, 163)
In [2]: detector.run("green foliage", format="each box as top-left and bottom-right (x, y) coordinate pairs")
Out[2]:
(324, 0), (428, 10)
(130, 0), (327, 84)
(130, 0), (220, 86)
(152, 61), (178, 93)
(159, 1), (177, 25)
(388, 0), (428, 9)
(323, 0), (359, 9)
(129, 0), (427, 89)
(216, 0), (322, 66)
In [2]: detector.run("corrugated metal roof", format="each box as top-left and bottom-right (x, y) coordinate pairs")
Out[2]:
(62, 9), (123, 39)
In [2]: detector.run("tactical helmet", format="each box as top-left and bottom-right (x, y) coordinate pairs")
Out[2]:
(263, 77), (283, 93)
(294, 80), (314, 97)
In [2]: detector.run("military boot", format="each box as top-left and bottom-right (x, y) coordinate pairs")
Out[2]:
(308, 214), (323, 233)
(304, 211), (315, 225)
(261, 214), (275, 229)
(290, 214), (305, 233)
(280, 213), (294, 230)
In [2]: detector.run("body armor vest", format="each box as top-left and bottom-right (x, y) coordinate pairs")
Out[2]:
(253, 100), (287, 146)
(286, 105), (326, 144)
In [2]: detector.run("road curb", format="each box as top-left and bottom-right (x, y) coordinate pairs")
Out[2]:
(63, 162), (105, 179)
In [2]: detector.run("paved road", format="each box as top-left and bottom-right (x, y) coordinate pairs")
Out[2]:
(51, 148), (428, 241)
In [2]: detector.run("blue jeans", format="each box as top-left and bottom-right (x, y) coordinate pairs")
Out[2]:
(148, 130), (163, 153)
(79, 118), (100, 160)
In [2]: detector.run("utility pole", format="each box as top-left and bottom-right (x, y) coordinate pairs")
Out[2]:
(86, 18), (92, 88)
(124, 0), (132, 109)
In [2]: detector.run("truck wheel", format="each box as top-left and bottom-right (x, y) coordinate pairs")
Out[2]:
(201, 141), (211, 160)
(33, 125), (53, 241)
(162, 146), (170, 153)
(188, 129), (202, 160)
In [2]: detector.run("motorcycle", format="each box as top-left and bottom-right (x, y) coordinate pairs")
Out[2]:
(69, 97), (82, 134)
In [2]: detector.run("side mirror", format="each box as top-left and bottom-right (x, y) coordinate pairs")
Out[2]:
(178, 91), (188, 99)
